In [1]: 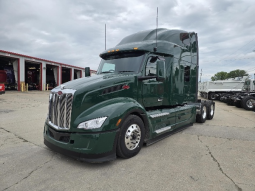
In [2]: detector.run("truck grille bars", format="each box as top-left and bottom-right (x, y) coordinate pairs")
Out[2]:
(48, 89), (76, 130)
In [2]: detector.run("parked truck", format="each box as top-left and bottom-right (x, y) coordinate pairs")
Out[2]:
(198, 76), (248, 100)
(0, 65), (7, 95)
(44, 29), (215, 162)
(229, 79), (255, 110)
(4, 66), (17, 90)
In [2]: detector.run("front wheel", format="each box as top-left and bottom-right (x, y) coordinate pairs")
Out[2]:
(116, 115), (145, 159)
(241, 96), (255, 111)
(206, 101), (215, 120)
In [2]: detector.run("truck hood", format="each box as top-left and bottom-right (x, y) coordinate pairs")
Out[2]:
(59, 73), (137, 91)
(52, 73), (138, 126)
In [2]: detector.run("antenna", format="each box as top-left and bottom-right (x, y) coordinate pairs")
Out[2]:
(105, 24), (106, 50)
(154, 7), (158, 52)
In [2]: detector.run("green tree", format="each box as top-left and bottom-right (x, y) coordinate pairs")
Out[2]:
(211, 71), (228, 81)
(227, 69), (248, 78)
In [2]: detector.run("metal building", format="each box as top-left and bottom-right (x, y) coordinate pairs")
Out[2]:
(0, 50), (96, 91)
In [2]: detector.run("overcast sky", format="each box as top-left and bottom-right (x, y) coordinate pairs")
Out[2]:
(0, 0), (255, 81)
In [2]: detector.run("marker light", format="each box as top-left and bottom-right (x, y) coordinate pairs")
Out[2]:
(111, 50), (115, 52)
(134, 47), (138, 50)
(116, 49), (119, 51)
(116, 119), (122, 126)
(108, 51), (111, 53)
(77, 117), (107, 129)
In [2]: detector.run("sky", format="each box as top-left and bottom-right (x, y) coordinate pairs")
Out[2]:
(0, 0), (255, 81)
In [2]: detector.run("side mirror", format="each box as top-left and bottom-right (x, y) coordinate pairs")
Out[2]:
(85, 67), (90, 77)
(156, 60), (165, 81)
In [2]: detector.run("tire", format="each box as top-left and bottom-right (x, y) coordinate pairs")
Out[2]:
(241, 96), (255, 111)
(208, 93), (216, 100)
(196, 102), (207, 123)
(206, 101), (215, 120)
(234, 100), (242, 108)
(227, 99), (234, 106)
(116, 115), (145, 159)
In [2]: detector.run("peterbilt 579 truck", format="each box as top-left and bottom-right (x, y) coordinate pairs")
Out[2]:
(223, 79), (255, 110)
(44, 28), (215, 162)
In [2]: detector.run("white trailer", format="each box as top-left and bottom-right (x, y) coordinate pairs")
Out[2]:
(199, 76), (248, 100)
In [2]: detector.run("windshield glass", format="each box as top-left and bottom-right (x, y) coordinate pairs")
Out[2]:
(97, 52), (145, 74)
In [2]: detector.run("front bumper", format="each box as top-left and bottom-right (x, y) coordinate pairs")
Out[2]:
(44, 123), (119, 163)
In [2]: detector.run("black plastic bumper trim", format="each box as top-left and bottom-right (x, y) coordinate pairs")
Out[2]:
(44, 138), (117, 163)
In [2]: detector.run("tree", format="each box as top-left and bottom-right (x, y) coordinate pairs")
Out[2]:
(211, 69), (248, 81)
(227, 69), (248, 78)
(211, 71), (228, 81)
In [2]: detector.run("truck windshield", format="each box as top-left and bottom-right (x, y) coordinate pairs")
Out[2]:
(97, 52), (145, 74)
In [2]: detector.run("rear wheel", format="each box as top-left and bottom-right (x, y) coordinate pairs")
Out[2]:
(241, 96), (255, 111)
(234, 100), (242, 108)
(116, 115), (145, 159)
(227, 99), (234, 106)
(206, 101), (215, 120)
(208, 93), (216, 100)
(196, 102), (207, 123)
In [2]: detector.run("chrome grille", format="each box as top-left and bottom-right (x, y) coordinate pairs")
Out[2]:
(48, 92), (73, 130)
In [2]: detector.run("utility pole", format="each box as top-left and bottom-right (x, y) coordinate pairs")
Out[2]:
(200, 69), (202, 82)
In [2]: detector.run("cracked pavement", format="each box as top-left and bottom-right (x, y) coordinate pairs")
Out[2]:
(0, 91), (255, 191)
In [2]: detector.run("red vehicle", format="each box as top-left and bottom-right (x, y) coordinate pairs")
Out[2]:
(0, 83), (5, 94)
(0, 66), (7, 94)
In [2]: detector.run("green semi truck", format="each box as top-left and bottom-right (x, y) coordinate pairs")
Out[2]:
(44, 28), (215, 162)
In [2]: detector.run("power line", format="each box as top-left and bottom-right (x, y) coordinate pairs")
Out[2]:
(203, 56), (255, 63)
(216, 37), (255, 62)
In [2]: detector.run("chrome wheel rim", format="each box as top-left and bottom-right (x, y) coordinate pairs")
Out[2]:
(246, 99), (254, 108)
(202, 106), (207, 119)
(210, 104), (214, 116)
(125, 124), (141, 150)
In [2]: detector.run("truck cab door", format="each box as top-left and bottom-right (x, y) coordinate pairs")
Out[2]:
(142, 56), (165, 108)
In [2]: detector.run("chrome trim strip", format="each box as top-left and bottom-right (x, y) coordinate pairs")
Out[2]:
(155, 126), (172, 134)
(48, 88), (76, 131)
(51, 88), (76, 95)
(150, 112), (169, 118)
(48, 121), (69, 131)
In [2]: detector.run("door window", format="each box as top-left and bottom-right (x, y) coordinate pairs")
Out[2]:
(145, 57), (157, 76)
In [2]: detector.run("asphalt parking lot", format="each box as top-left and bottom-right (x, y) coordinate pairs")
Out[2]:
(1, 91), (255, 191)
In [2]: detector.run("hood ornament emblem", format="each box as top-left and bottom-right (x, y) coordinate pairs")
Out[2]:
(60, 85), (65, 90)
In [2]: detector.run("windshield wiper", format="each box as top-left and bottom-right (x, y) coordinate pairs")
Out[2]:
(118, 70), (135, 73)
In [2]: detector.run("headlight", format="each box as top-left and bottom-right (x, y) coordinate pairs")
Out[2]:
(77, 117), (107, 129)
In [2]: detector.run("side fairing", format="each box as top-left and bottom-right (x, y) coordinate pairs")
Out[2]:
(169, 32), (198, 105)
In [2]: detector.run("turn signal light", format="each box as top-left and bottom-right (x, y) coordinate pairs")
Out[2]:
(116, 119), (122, 126)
